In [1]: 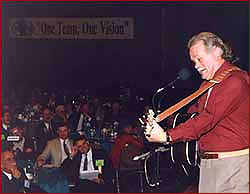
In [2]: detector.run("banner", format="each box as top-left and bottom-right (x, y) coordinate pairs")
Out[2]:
(9, 17), (134, 39)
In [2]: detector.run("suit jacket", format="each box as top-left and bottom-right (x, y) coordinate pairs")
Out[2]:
(34, 122), (56, 155)
(1, 125), (9, 141)
(13, 137), (36, 161)
(1, 168), (26, 193)
(1, 168), (45, 193)
(68, 112), (81, 131)
(61, 147), (114, 184)
(37, 138), (73, 167)
(68, 112), (96, 132)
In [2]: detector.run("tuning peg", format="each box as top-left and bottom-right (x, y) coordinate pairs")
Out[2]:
(138, 118), (145, 125)
(148, 109), (155, 116)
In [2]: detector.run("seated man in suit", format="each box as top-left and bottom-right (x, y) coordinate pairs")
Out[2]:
(68, 101), (96, 137)
(1, 142), (45, 193)
(1, 109), (12, 141)
(36, 120), (73, 168)
(9, 121), (35, 161)
(61, 135), (115, 193)
(51, 104), (68, 129)
(34, 107), (56, 156)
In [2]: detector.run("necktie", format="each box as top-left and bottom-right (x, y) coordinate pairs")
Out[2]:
(45, 123), (51, 136)
(83, 154), (88, 171)
(48, 123), (52, 132)
(48, 124), (54, 138)
(63, 140), (70, 157)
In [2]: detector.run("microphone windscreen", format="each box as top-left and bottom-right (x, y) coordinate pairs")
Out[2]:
(178, 67), (191, 80)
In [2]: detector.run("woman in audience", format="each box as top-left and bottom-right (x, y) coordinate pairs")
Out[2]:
(110, 119), (144, 169)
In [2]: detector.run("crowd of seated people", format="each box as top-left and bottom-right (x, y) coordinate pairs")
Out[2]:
(1, 86), (201, 193)
(1, 87), (153, 193)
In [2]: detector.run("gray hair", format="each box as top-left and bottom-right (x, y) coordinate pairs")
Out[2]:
(188, 32), (234, 62)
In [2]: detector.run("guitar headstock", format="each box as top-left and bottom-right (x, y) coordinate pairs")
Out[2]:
(138, 109), (156, 137)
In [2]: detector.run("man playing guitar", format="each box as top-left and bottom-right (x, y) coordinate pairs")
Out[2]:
(145, 32), (249, 193)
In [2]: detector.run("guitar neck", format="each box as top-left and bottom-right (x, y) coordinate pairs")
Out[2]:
(156, 81), (217, 122)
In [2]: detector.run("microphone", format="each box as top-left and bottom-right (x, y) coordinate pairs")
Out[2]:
(156, 67), (191, 93)
(133, 151), (152, 161)
(178, 67), (191, 81)
(133, 147), (170, 161)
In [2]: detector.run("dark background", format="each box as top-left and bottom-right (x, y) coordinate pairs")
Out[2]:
(1, 1), (249, 100)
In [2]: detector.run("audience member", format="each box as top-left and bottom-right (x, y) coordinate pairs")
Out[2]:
(68, 101), (96, 136)
(36, 120), (73, 168)
(34, 107), (56, 155)
(1, 142), (45, 193)
(1, 109), (12, 140)
(61, 135), (114, 193)
(9, 121), (34, 161)
(51, 103), (67, 130)
(111, 119), (144, 169)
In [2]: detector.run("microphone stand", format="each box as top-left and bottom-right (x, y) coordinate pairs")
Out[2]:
(154, 146), (169, 189)
(154, 77), (180, 113)
(157, 84), (176, 112)
(133, 146), (169, 190)
(152, 148), (161, 190)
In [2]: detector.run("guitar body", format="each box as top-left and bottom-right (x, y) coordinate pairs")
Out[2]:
(139, 110), (199, 188)
(160, 112), (200, 179)
(170, 112), (199, 167)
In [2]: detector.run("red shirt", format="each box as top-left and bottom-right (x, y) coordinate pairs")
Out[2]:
(168, 62), (249, 152)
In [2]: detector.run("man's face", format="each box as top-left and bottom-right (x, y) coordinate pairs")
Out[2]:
(43, 109), (52, 123)
(189, 41), (218, 80)
(80, 104), (90, 114)
(2, 112), (11, 125)
(56, 105), (66, 117)
(10, 127), (23, 139)
(57, 126), (69, 140)
(75, 139), (90, 154)
(1, 151), (17, 173)
(124, 125), (133, 134)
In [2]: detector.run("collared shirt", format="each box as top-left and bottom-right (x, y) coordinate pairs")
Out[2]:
(76, 114), (84, 132)
(59, 138), (71, 163)
(168, 62), (249, 152)
(44, 122), (53, 132)
(79, 148), (95, 173)
(44, 122), (49, 130)
(2, 170), (12, 180)
(2, 124), (8, 131)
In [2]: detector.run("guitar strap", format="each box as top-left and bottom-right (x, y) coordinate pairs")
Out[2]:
(156, 66), (241, 122)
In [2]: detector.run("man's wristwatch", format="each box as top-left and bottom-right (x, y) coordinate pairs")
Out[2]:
(165, 132), (171, 145)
